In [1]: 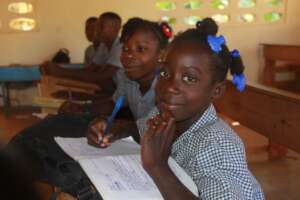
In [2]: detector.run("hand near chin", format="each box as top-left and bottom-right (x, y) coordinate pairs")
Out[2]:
(141, 110), (176, 175)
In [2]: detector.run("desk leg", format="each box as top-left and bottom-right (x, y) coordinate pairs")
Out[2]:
(1, 83), (10, 117)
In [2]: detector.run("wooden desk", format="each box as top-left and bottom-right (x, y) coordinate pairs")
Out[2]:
(0, 63), (84, 117)
(262, 44), (300, 88)
(214, 81), (300, 153)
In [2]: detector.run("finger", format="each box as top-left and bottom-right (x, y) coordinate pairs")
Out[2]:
(147, 114), (163, 130)
(161, 109), (174, 122)
(162, 117), (176, 147)
(91, 125), (104, 141)
(87, 129), (102, 147)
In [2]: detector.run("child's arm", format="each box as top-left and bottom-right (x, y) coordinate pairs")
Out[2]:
(58, 96), (114, 116)
(141, 112), (198, 200)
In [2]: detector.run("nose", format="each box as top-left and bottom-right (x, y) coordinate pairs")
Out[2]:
(123, 47), (134, 59)
(165, 76), (180, 95)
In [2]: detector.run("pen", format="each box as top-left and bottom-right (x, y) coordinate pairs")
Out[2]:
(100, 96), (125, 144)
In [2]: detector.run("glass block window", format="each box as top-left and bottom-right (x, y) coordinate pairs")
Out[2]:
(212, 14), (230, 23)
(184, 16), (202, 25)
(156, 1), (176, 11)
(8, 2), (33, 14)
(239, 0), (256, 8)
(184, 0), (202, 10)
(211, 0), (230, 10)
(239, 13), (256, 23)
(155, 0), (287, 29)
(264, 12), (282, 22)
(0, 1), (38, 33)
(9, 17), (36, 31)
(265, 0), (283, 7)
(161, 16), (177, 25)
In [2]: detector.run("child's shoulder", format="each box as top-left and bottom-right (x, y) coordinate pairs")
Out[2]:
(195, 118), (245, 152)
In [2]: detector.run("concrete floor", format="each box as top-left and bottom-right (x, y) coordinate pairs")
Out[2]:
(1, 108), (299, 200)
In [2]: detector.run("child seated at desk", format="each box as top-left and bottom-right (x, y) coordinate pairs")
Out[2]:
(84, 16), (98, 66)
(41, 12), (122, 93)
(7, 18), (172, 199)
(97, 18), (265, 199)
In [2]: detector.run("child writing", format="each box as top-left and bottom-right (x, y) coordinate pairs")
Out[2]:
(135, 18), (264, 199)
(7, 19), (172, 198)
(86, 19), (172, 147)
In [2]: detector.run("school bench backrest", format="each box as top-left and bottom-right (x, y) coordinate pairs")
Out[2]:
(214, 81), (300, 154)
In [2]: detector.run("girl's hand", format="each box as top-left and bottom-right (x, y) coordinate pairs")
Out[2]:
(86, 117), (117, 148)
(141, 111), (176, 174)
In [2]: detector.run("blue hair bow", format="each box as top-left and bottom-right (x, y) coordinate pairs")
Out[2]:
(207, 35), (225, 53)
(231, 49), (240, 57)
(232, 73), (246, 92)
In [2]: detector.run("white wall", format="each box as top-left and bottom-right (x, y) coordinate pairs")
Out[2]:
(0, 0), (300, 104)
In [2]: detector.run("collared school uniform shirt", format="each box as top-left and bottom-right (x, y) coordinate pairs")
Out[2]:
(92, 38), (122, 68)
(137, 104), (265, 200)
(113, 69), (157, 120)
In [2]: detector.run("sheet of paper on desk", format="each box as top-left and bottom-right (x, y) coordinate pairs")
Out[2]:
(54, 137), (140, 160)
(79, 154), (199, 200)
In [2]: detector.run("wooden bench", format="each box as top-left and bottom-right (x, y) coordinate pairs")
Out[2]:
(214, 81), (300, 154)
(262, 44), (300, 91)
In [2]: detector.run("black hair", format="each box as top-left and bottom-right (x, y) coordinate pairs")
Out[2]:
(171, 18), (245, 83)
(120, 17), (144, 43)
(99, 12), (122, 24)
(0, 147), (40, 200)
(85, 16), (97, 26)
(124, 19), (172, 49)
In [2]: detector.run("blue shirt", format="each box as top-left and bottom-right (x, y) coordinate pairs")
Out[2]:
(113, 69), (157, 120)
(137, 104), (265, 200)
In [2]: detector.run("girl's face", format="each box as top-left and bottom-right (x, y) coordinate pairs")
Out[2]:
(156, 42), (222, 123)
(121, 29), (161, 82)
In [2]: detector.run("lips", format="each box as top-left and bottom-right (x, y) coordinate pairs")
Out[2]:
(158, 97), (184, 111)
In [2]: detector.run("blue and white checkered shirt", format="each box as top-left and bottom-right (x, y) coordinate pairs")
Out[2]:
(137, 104), (264, 200)
(113, 69), (157, 120)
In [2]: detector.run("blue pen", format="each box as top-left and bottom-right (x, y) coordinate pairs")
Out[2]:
(100, 96), (125, 143)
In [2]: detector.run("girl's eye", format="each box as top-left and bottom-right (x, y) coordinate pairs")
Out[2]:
(123, 47), (129, 52)
(182, 75), (197, 84)
(160, 70), (170, 79)
(137, 45), (147, 52)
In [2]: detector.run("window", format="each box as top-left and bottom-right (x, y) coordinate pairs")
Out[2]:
(239, 0), (256, 8)
(184, 16), (202, 25)
(265, 0), (283, 7)
(0, 1), (38, 33)
(211, 0), (230, 10)
(212, 14), (230, 23)
(155, 0), (287, 29)
(264, 12), (282, 22)
(156, 1), (176, 11)
(184, 0), (202, 10)
(161, 16), (177, 25)
(8, 2), (33, 14)
(239, 13), (256, 23)
(9, 17), (36, 31)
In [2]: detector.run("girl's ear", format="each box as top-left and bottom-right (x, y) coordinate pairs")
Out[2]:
(212, 81), (226, 100)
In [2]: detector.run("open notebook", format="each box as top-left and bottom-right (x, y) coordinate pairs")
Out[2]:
(55, 137), (198, 200)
